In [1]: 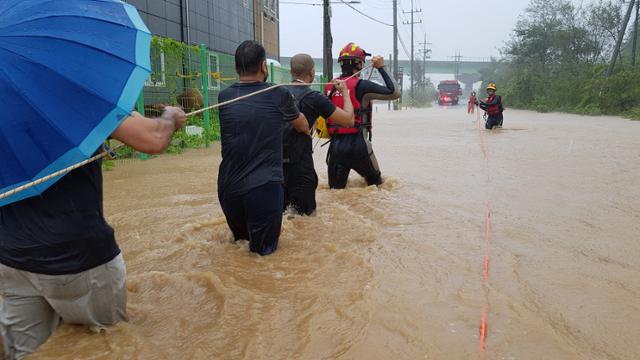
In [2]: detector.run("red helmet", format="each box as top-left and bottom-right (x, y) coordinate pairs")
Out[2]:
(338, 42), (370, 62)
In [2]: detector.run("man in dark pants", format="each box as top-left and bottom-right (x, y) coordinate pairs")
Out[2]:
(478, 82), (504, 129)
(217, 41), (309, 255)
(325, 42), (400, 189)
(0, 107), (186, 359)
(283, 53), (355, 215)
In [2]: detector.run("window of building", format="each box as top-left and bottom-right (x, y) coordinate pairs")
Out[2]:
(208, 53), (220, 90)
(263, 0), (278, 19)
(145, 47), (166, 87)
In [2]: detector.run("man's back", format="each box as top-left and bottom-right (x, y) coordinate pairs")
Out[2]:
(0, 160), (118, 275)
(217, 82), (299, 200)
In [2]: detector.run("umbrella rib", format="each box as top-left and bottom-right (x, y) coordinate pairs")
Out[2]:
(0, 65), (78, 156)
(0, 67), (47, 182)
(0, 34), (146, 67)
(0, 45), (141, 113)
(0, 14), (145, 33)
(0, 0), (34, 21)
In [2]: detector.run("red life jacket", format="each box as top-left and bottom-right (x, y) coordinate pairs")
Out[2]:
(485, 94), (501, 116)
(325, 76), (370, 135)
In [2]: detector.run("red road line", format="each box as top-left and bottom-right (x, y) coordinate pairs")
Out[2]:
(476, 107), (492, 357)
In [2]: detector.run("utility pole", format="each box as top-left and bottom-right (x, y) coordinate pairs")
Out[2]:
(323, 0), (333, 81)
(393, 0), (398, 90)
(633, 0), (639, 67)
(418, 34), (432, 86)
(403, 0), (422, 97)
(451, 51), (462, 80)
(607, 0), (636, 76)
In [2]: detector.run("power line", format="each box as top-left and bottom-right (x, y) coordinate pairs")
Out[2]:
(403, 0), (422, 96)
(397, 32), (411, 58)
(338, 0), (393, 27)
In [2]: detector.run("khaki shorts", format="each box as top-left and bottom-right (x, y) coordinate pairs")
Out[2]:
(0, 254), (127, 360)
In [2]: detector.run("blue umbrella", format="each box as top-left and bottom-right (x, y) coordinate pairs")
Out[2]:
(0, 0), (151, 206)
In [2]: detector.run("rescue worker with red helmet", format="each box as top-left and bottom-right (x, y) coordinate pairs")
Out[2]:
(477, 82), (504, 129)
(325, 42), (400, 189)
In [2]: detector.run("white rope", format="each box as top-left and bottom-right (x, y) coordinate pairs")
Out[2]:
(0, 65), (373, 202)
(0, 144), (124, 201)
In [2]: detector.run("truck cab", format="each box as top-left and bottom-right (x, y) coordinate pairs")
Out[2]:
(437, 80), (462, 105)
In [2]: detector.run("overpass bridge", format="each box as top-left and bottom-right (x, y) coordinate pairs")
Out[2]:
(280, 57), (495, 94)
(280, 57), (492, 75)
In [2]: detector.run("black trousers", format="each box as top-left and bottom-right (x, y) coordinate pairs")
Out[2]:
(485, 114), (503, 129)
(219, 182), (283, 256)
(283, 148), (318, 215)
(326, 131), (382, 189)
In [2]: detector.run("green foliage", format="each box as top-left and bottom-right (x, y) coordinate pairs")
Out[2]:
(488, 0), (640, 119)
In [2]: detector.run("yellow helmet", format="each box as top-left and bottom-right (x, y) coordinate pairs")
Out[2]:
(487, 82), (497, 91)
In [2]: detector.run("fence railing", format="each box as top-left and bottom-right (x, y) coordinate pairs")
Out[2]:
(111, 36), (326, 162)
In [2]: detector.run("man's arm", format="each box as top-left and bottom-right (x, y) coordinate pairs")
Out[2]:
(327, 79), (354, 127)
(292, 113), (310, 134)
(480, 95), (501, 107)
(355, 56), (400, 102)
(278, 88), (309, 135)
(111, 107), (186, 154)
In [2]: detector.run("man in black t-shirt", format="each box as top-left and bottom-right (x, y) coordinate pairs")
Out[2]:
(217, 41), (309, 255)
(0, 107), (186, 359)
(283, 54), (355, 215)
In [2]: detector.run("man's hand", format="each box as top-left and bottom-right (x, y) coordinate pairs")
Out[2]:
(372, 56), (385, 69)
(333, 79), (348, 94)
(160, 106), (187, 130)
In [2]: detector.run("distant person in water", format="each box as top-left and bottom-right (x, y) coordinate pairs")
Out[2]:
(468, 91), (477, 114)
(477, 82), (504, 129)
(217, 40), (309, 255)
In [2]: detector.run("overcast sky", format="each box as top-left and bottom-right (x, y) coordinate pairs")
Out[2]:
(280, 0), (533, 61)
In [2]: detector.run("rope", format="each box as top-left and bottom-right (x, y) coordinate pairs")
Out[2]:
(186, 65), (372, 117)
(0, 65), (374, 202)
(0, 144), (124, 201)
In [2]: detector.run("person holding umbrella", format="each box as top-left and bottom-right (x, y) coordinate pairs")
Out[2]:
(0, 1), (184, 358)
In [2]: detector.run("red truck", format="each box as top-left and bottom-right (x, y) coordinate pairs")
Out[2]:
(437, 80), (462, 105)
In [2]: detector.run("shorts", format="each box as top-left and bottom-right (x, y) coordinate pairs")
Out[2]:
(0, 254), (127, 360)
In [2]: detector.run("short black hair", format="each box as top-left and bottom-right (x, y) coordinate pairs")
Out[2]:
(235, 40), (266, 75)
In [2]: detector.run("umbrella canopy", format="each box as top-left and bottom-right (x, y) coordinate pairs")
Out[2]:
(0, 0), (151, 206)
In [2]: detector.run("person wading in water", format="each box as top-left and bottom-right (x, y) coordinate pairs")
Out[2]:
(283, 53), (354, 215)
(325, 42), (400, 189)
(217, 41), (309, 255)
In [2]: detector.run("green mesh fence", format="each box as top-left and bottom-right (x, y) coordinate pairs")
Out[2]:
(107, 36), (328, 165)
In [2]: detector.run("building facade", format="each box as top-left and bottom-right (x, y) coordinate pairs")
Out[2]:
(124, 0), (279, 59)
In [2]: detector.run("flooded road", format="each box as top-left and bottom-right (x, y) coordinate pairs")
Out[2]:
(33, 106), (640, 359)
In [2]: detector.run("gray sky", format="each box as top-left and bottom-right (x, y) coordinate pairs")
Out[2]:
(280, 0), (533, 61)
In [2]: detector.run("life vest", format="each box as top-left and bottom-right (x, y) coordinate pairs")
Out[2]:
(315, 117), (331, 139)
(325, 76), (370, 135)
(484, 94), (502, 116)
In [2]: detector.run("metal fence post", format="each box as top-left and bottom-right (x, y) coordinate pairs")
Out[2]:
(270, 62), (275, 83)
(136, 91), (149, 160)
(200, 44), (211, 147)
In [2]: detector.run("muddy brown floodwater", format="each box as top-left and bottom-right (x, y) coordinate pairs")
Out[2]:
(31, 106), (639, 359)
